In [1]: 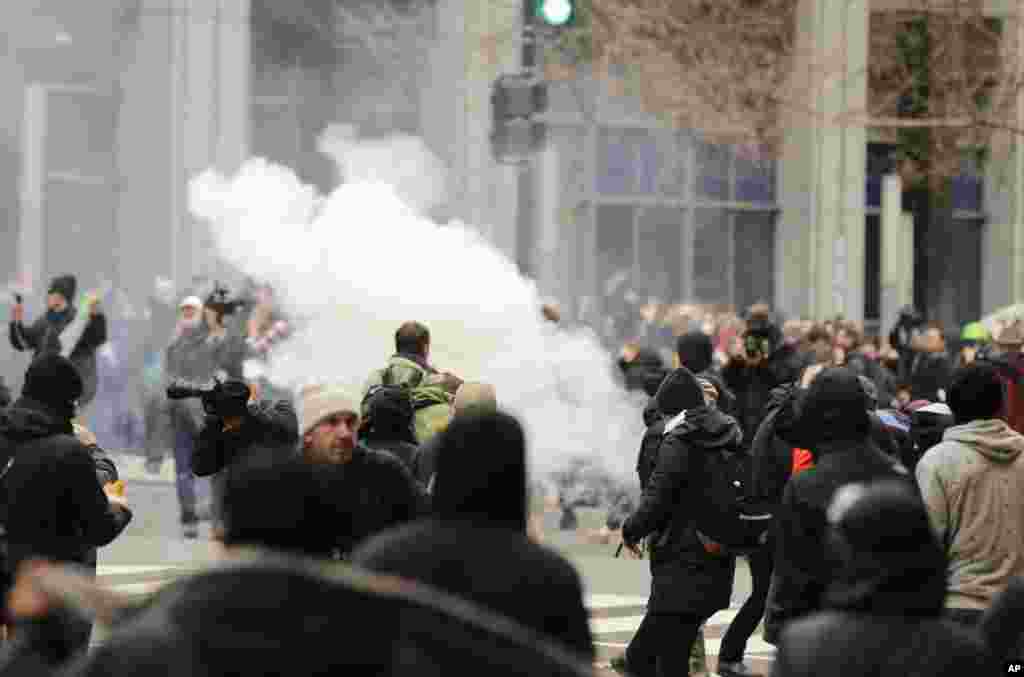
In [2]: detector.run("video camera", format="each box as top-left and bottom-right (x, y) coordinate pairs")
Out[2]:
(166, 378), (251, 419)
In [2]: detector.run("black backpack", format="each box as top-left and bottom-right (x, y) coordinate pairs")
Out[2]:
(695, 445), (774, 556)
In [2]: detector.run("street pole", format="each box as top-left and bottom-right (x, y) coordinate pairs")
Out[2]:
(516, 0), (537, 278)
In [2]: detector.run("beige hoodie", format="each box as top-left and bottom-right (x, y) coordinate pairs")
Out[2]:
(916, 419), (1024, 609)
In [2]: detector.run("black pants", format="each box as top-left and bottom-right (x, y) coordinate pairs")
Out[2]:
(719, 548), (773, 663)
(625, 611), (709, 677)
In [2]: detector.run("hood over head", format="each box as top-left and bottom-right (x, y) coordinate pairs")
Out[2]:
(48, 275), (77, 303)
(944, 419), (1024, 463)
(21, 354), (82, 421)
(825, 479), (947, 616)
(676, 331), (714, 374)
(0, 398), (73, 444)
(432, 410), (527, 533)
(652, 367), (705, 418)
(801, 367), (872, 443)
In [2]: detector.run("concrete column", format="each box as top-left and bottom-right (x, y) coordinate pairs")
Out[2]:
(776, 0), (868, 321)
(116, 0), (250, 293)
(17, 84), (46, 296)
(983, 12), (1024, 315)
(880, 175), (914, 334)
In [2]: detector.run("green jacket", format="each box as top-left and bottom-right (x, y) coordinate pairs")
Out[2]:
(362, 356), (453, 444)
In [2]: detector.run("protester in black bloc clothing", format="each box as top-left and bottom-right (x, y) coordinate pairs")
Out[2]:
(908, 322), (954, 403)
(763, 368), (911, 645)
(771, 479), (997, 677)
(616, 367), (741, 677)
(358, 385), (420, 473)
(299, 385), (423, 558)
(8, 275), (107, 409)
(353, 410), (595, 661)
(0, 355), (131, 659)
(675, 329), (736, 417)
(190, 380), (298, 528)
(722, 307), (804, 450)
(888, 305), (925, 383)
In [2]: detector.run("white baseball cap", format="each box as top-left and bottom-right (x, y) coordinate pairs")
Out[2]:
(179, 296), (203, 309)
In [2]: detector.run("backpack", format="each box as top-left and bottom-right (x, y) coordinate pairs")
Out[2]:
(692, 434), (774, 556)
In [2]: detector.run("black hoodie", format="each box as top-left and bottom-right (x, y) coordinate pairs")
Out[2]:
(0, 398), (130, 575)
(353, 411), (594, 659)
(622, 367), (741, 615)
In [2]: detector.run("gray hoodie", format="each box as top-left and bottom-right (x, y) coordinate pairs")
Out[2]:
(915, 419), (1024, 609)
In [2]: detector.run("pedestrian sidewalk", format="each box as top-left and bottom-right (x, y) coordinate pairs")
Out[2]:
(109, 451), (175, 485)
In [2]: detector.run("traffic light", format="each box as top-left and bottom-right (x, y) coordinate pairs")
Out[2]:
(491, 74), (548, 164)
(534, 0), (576, 28)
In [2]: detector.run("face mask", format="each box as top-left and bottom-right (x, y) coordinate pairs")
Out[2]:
(46, 308), (70, 324)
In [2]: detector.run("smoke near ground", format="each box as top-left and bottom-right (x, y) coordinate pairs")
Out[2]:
(189, 128), (645, 484)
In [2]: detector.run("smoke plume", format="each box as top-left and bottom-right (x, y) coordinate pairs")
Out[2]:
(189, 127), (645, 483)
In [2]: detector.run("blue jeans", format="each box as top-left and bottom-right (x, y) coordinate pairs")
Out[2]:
(173, 429), (198, 524)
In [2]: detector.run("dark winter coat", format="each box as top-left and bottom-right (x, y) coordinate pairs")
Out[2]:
(54, 554), (593, 677)
(353, 519), (594, 660)
(0, 398), (131, 576)
(353, 409), (594, 660)
(316, 445), (423, 557)
(722, 344), (804, 450)
(622, 373), (740, 615)
(764, 440), (910, 642)
(8, 309), (107, 406)
(749, 385), (800, 508)
(191, 400), (299, 477)
(772, 612), (995, 677)
(909, 351), (954, 403)
(364, 438), (419, 474)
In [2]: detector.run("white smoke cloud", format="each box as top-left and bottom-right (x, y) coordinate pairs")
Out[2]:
(189, 129), (646, 483)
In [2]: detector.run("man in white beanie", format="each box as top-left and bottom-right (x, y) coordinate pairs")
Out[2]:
(299, 384), (424, 557)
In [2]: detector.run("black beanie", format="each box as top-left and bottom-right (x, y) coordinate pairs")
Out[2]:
(653, 366), (706, 417)
(48, 275), (77, 303)
(23, 354), (83, 416)
(432, 410), (527, 533)
(801, 367), (872, 442)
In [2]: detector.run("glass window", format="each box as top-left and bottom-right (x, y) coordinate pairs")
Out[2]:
(952, 154), (983, 212)
(597, 128), (658, 195)
(696, 140), (729, 201)
(734, 144), (775, 203)
(636, 207), (684, 302)
(692, 208), (731, 304)
(733, 211), (776, 311)
(654, 129), (689, 198)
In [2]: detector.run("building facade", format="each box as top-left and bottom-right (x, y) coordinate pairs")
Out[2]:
(0, 0), (1021, 366)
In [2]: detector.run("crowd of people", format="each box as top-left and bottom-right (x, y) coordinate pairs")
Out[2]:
(0, 271), (1022, 675)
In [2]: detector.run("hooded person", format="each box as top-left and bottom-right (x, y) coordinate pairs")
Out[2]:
(0, 355), (131, 656)
(722, 310), (804, 450)
(352, 410), (595, 661)
(8, 274), (107, 407)
(916, 362), (1024, 628)
(772, 479), (996, 677)
(764, 367), (911, 644)
(675, 331), (736, 417)
(358, 385), (419, 472)
(616, 367), (742, 677)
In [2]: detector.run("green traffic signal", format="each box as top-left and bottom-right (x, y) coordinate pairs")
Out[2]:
(535, 0), (575, 27)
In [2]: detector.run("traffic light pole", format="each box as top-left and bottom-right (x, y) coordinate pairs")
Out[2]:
(515, 0), (537, 277)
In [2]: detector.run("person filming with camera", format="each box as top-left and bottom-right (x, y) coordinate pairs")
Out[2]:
(187, 379), (297, 482)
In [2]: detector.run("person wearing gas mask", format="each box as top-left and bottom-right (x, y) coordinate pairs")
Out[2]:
(721, 307), (804, 450)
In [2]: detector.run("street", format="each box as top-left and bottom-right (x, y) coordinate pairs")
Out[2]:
(96, 456), (773, 674)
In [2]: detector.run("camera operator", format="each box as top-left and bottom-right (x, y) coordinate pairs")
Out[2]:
(189, 379), (299, 527)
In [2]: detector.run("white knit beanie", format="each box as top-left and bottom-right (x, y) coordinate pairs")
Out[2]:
(299, 384), (359, 435)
